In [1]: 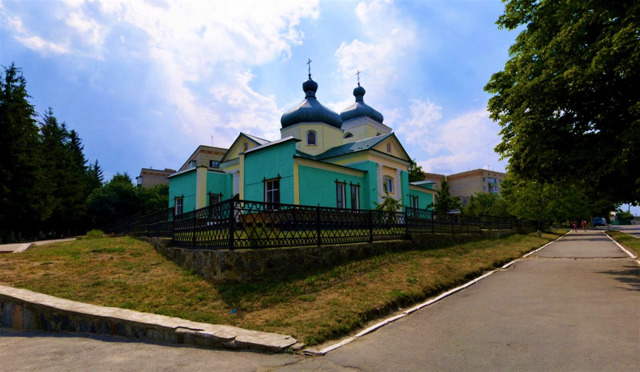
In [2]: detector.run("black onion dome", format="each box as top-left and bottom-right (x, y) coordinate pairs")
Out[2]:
(281, 77), (343, 128)
(340, 85), (384, 123)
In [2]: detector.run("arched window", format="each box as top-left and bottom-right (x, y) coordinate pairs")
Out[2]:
(307, 130), (317, 145)
(242, 141), (248, 152)
(344, 132), (353, 139)
(386, 143), (391, 152)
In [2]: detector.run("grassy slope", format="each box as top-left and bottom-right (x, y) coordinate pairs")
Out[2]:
(0, 232), (560, 345)
(607, 230), (640, 257)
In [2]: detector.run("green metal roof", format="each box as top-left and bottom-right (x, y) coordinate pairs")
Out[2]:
(314, 133), (393, 160)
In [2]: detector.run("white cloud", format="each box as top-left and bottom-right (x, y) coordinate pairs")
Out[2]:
(96, 0), (319, 146)
(15, 35), (69, 55)
(2, 0), (319, 147)
(334, 0), (417, 94)
(395, 98), (443, 153)
(407, 108), (505, 174)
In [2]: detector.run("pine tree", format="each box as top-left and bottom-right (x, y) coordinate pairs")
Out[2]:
(0, 64), (42, 242)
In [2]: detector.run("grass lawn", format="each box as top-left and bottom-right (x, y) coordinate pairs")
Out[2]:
(0, 231), (561, 345)
(607, 230), (640, 257)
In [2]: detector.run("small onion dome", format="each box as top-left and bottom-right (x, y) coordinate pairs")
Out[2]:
(281, 76), (343, 128)
(340, 85), (384, 123)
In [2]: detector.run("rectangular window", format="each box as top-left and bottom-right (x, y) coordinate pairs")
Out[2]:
(383, 176), (394, 193)
(350, 184), (360, 210)
(209, 160), (219, 168)
(174, 196), (183, 215)
(336, 182), (346, 209)
(189, 160), (196, 168)
(410, 195), (419, 209)
(264, 178), (280, 206)
(208, 192), (221, 205)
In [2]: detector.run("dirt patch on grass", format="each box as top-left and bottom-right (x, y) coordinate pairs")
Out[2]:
(0, 232), (560, 345)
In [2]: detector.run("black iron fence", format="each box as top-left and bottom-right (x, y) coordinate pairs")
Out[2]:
(108, 198), (530, 250)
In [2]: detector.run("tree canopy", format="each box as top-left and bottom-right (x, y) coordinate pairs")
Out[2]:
(485, 0), (640, 206)
(408, 159), (426, 183)
(463, 192), (509, 217)
(430, 180), (461, 220)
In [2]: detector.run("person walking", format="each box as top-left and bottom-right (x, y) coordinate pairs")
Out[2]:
(581, 220), (587, 232)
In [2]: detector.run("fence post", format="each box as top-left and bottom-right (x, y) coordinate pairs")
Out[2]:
(316, 206), (321, 247)
(192, 211), (197, 249)
(228, 200), (235, 250)
(404, 208), (409, 238)
(368, 210), (374, 243)
(431, 213), (435, 234)
(171, 209), (175, 243)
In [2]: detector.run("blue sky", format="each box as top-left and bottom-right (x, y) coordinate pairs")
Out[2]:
(1, 0), (518, 181)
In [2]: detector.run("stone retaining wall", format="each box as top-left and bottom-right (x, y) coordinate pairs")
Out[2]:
(0, 285), (296, 352)
(147, 229), (516, 283)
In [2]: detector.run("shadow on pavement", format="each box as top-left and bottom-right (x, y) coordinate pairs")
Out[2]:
(597, 266), (640, 292)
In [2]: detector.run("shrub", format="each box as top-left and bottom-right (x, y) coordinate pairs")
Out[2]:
(85, 229), (105, 239)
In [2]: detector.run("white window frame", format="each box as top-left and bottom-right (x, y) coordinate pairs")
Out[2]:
(383, 176), (394, 193)
(265, 178), (280, 205)
(174, 196), (183, 215)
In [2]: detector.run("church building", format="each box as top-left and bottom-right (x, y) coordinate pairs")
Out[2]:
(168, 72), (434, 214)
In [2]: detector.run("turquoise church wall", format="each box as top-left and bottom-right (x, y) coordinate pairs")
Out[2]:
(206, 171), (231, 200)
(401, 170), (409, 209)
(244, 141), (296, 204)
(408, 188), (434, 210)
(348, 161), (379, 209)
(168, 170), (197, 212)
(298, 165), (366, 208)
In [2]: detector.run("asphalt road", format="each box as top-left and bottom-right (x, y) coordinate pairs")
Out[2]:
(2, 230), (638, 371)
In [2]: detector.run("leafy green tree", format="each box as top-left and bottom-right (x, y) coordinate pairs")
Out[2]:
(0, 64), (43, 242)
(615, 209), (634, 224)
(464, 192), (509, 217)
(137, 184), (169, 214)
(375, 189), (402, 212)
(408, 159), (426, 183)
(485, 0), (640, 205)
(500, 175), (591, 230)
(86, 173), (140, 228)
(430, 180), (461, 220)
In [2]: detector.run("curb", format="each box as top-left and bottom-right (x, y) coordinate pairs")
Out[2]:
(0, 285), (296, 352)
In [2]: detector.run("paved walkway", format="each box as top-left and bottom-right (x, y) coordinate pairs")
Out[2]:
(0, 238), (76, 253)
(1, 230), (638, 371)
(284, 230), (639, 371)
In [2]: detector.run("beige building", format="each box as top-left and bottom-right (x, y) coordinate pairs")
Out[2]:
(447, 169), (506, 206)
(136, 146), (228, 188)
(422, 169), (506, 206)
(178, 145), (228, 171)
(136, 168), (176, 188)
